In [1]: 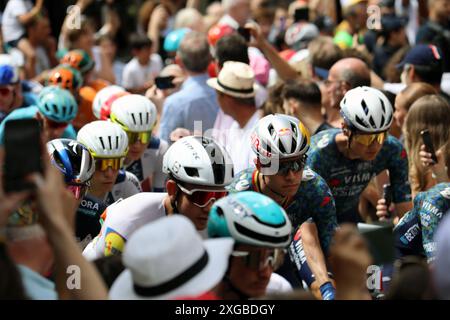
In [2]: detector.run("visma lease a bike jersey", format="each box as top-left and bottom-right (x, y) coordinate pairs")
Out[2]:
(394, 183), (450, 262)
(124, 136), (169, 192)
(227, 167), (338, 253)
(307, 128), (412, 223)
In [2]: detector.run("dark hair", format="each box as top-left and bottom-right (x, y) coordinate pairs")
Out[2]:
(0, 245), (28, 300)
(129, 34), (153, 51)
(93, 255), (125, 289)
(412, 61), (444, 85)
(178, 31), (211, 73)
(282, 80), (322, 107)
(215, 34), (250, 68)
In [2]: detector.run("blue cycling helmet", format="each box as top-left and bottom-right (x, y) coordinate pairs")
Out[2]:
(0, 64), (19, 85)
(208, 191), (292, 248)
(37, 86), (78, 123)
(47, 138), (95, 185)
(163, 28), (191, 52)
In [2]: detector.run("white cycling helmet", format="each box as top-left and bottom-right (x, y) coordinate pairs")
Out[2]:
(208, 191), (292, 248)
(251, 114), (310, 162)
(163, 136), (234, 188)
(77, 120), (129, 158)
(340, 86), (393, 133)
(92, 85), (125, 119)
(109, 94), (158, 132)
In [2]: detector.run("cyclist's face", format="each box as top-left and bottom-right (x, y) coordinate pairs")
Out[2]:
(349, 132), (385, 161)
(90, 167), (120, 196)
(263, 159), (303, 198)
(127, 141), (147, 161)
(228, 244), (273, 298)
(394, 92), (407, 129)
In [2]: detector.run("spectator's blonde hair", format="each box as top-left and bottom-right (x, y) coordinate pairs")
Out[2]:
(404, 95), (450, 195)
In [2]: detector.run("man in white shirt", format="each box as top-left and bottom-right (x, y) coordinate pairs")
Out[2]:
(122, 34), (163, 94)
(207, 61), (260, 174)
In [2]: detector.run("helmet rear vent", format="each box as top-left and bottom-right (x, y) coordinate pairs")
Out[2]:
(361, 99), (369, 115)
(184, 167), (199, 178)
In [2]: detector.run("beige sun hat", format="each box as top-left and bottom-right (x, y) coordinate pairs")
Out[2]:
(207, 61), (258, 98)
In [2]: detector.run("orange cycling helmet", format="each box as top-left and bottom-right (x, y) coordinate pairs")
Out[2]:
(60, 49), (95, 74)
(47, 66), (83, 92)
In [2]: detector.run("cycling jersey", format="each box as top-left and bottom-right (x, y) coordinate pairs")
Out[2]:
(307, 128), (411, 223)
(124, 136), (169, 191)
(0, 105), (77, 144)
(75, 194), (108, 250)
(394, 183), (450, 262)
(227, 167), (338, 253)
(82, 192), (167, 260)
(105, 170), (142, 205)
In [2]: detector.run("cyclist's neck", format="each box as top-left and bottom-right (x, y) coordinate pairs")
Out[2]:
(163, 195), (175, 216)
(257, 171), (291, 208)
(87, 190), (108, 201)
(335, 132), (361, 160)
(216, 277), (250, 300)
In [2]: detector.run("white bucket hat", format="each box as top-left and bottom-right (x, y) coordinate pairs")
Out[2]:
(109, 215), (234, 300)
(207, 61), (258, 98)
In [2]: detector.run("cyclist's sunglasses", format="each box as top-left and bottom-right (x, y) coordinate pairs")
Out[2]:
(277, 157), (306, 176)
(176, 183), (227, 208)
(352, 132), (387, 146)
(95, 158), (124, 171)
(67, 182), (90, 200)
(46, 118), (69, 130)
(126, 131), (152, 144)
(231, 249), (286, 271)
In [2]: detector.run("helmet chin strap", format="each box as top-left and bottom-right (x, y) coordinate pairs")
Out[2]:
(261, 174), (288, 204)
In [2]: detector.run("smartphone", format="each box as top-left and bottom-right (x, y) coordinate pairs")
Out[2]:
(237, 27), (251, 42)
(420, 129), (438, 163)
(3, 119), (43, 193)
(383, 183), (392, 218)
(294, 7), (309, 23)
(155, 76), (176, 90)
(358, 222), (395, 265)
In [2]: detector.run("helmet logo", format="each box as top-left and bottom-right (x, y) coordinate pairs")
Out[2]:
(172, 161), (181, 174)
(278, 128), (291, 136)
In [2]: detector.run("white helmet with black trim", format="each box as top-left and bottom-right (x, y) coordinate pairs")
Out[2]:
(77, 120), (129, 158)
(163, 136), (234, 187)
(110, 94), (158, 132)
(208, 191), (292, 248)
(251, 114), (310, 163)
(340, 86), (393, 133)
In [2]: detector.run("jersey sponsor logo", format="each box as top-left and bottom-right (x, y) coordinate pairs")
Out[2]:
(399, 223), (420, 245)
(357, 162), (372, 171)
(80, 199), (100, 211)
(440, 187), (450, 199)
(317, 134), (330, 149)
(301, 168), (315, 181)
(422, 201), (443, 219)
(104, 227), (126, 256)
(423, 242), (436, 254)
(235, 180), (250, 191)
(344, 172), (375, 184)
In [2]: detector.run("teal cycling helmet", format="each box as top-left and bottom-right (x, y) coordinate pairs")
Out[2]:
(163, 28), (191, 52)
(37, 86), (78, 123)
(208, 191), (292, 248)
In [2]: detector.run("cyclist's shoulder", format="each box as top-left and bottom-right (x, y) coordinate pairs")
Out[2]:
(381, 134), (406, 153)
(418, 183), (450, 208)
(310, 128), (340, 148)
(227, 168), (255, 192)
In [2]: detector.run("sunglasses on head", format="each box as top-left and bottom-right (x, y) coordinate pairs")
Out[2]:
(46, 118), (69, 129)
(277, 157), (306, 176)
(176, 183), (227, 208)
(95, 158), (125, 171)
(231, 249), (286, 271)
(67, 182), (90, 200)
(352, 132), (387, 147)
(126, 131), (152, 145)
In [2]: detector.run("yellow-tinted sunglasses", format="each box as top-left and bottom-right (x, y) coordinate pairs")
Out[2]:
(352, 132), (387, 146)
(126, 131), (152, 144)
(95, 158), (125, 171)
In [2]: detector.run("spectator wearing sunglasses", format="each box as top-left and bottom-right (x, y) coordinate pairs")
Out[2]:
(82, 136), (234, 261)
(109, 94), (169, 192)
(208, 191), (293, 299)
(227, 114), (338, 299)
(307, 86), (412, 225)
(0, 86), (78, 145)
(77, 120), (142, 207)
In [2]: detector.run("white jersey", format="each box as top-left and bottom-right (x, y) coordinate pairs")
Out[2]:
(124, 136), (169, 191)
(265, 273), (293, 295)
(105, 170), (142, 205)
(83, 192), (167, 260)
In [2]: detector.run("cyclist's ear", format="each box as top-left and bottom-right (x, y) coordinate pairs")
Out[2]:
(166, 179), (178, 198)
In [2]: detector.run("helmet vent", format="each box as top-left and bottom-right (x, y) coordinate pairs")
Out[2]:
(355, 115), (367, 129)
(361, 99), (369, 115)
(184, 167), (199, 177)
(268, 123), (275, 136)
(216, 207), (224, 217)
(52, 104), (58, 114)
(99, 137), (106, 150)
(380, 114), (385, 128)
(369, 116), (376, 128)
(234, 223), (289, 244)
(379, 98), (386, 113)
(115, 136), (119, 149)
(108, 136), (113, 149)
(146, 112), (149, 124)
(139, 112), (143, 125)
(62, 106), (66, 117)
(299, 137), (307, 153)
(131, 113), (137, 125)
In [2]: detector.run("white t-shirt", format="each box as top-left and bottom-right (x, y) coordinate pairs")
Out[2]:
(122, 55), (163, 90)
(83, 192), (167, 260)
(220, 111), (260, 174)
(2, 0), (33, 43)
